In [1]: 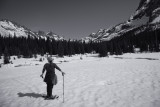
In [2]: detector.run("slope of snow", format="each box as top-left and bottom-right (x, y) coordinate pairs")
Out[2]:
(0, 20), (64, 40)
(153, 7), (160, 14)
(84, 0), (160, 42)
(152, 15), (160, 23)
(151, 7), (160, 24)
(0, 20), (28, 37)
(0, 53), (160, 107)
(146, 0), (151, 4)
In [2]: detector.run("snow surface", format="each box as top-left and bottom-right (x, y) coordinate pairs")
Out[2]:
(0, 53), (160, 107)
(0, 21), (28, 37)
(151, 7), (160, 24)
(146, 0), (151, 4)
(152, 15), (160, 24)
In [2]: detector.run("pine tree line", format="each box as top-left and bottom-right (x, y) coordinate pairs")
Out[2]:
(0, 35), (96, 58)
(0, 29), (160, 59)
(98, 29), (160, 57)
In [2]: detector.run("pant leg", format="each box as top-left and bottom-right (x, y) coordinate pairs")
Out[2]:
(47, 82), (54, 97)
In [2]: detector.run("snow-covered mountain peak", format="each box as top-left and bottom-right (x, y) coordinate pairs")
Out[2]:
(0, 19), (64, 40)
(132, 0), (160, 22)
(83, 0), (160, 42)
(0, 19), (34, 38)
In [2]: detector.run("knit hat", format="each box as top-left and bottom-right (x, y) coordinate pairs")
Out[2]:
(47, 56), (53, 62)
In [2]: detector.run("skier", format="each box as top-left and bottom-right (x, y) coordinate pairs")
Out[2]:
(40, 56), (65, 99)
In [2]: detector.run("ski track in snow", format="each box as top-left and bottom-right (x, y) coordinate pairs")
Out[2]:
(0, 53), (160, 107)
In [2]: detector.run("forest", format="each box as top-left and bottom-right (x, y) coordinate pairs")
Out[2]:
(0, 29), (160, 60)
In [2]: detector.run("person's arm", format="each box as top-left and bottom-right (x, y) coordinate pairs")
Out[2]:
(55, 64), (65, 76)
(40, 64), (46, 78)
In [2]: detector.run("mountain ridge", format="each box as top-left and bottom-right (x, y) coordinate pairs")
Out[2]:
(1, 0), (160, 42)
(0, 19), (64, 40)
(83, 0), (160, 42)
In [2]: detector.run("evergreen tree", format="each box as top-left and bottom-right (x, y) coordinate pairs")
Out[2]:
(0, 47), (2, 56)
(115, 42), (122, 55)
(51, 39), (57, 55)
(80, 42), (85, 54)
(4, 47), (10, 64)
(57, 41), (64, 57)
(109, 41), (114, 55)
(99, 42), (108, 57)
(21, 38), (32, 58)
(63, 40), (69, 55)
(46, 37), (52, 55)
(68, 40), (75, 56)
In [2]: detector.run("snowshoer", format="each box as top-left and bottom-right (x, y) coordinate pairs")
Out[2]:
(40, 56), (65, 99)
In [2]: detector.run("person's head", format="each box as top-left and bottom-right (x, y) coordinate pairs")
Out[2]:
(47, 56), (53, 63)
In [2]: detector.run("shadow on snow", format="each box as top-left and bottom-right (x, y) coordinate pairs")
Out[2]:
(17, 92), (43, 98)
(114, 57), (159, 60)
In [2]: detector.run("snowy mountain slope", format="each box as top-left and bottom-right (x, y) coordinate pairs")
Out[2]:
(37, 31), (64, 40)
(0, 19), (64, 40)
(46, 31), (64, 40)
(83, 0), (160, 42)
(0, 19), (36, 38)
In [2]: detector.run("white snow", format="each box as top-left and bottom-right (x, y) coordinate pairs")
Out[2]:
(132, 6), (147, 20)
(145, 0), (151, 4)
(102, 26), (135, 41)
(0, 20), (28, 37)
(153, 7), (160, 14)
(151, 7), (160, 24)
(152, 15), (160, 24)
(0, 53), (160, 107)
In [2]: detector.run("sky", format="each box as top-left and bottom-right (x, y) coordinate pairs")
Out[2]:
(0, 0), (140, 39)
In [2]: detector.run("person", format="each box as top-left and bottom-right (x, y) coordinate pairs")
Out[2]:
(40, 56), (65, 99)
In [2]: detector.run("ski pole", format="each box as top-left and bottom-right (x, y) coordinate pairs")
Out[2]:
(63, 75), (64, 103)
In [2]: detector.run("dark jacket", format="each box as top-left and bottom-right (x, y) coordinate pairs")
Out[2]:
(43, 63), (61, 85)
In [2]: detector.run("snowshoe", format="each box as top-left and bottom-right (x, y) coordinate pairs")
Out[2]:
(43, 95), (59, 100)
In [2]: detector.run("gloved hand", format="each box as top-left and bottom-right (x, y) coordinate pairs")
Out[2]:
(62, 71), (65, 76)
(40, 74), (43, 78)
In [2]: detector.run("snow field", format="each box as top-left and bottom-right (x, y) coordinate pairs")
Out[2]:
(0, 53), (160, 107)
